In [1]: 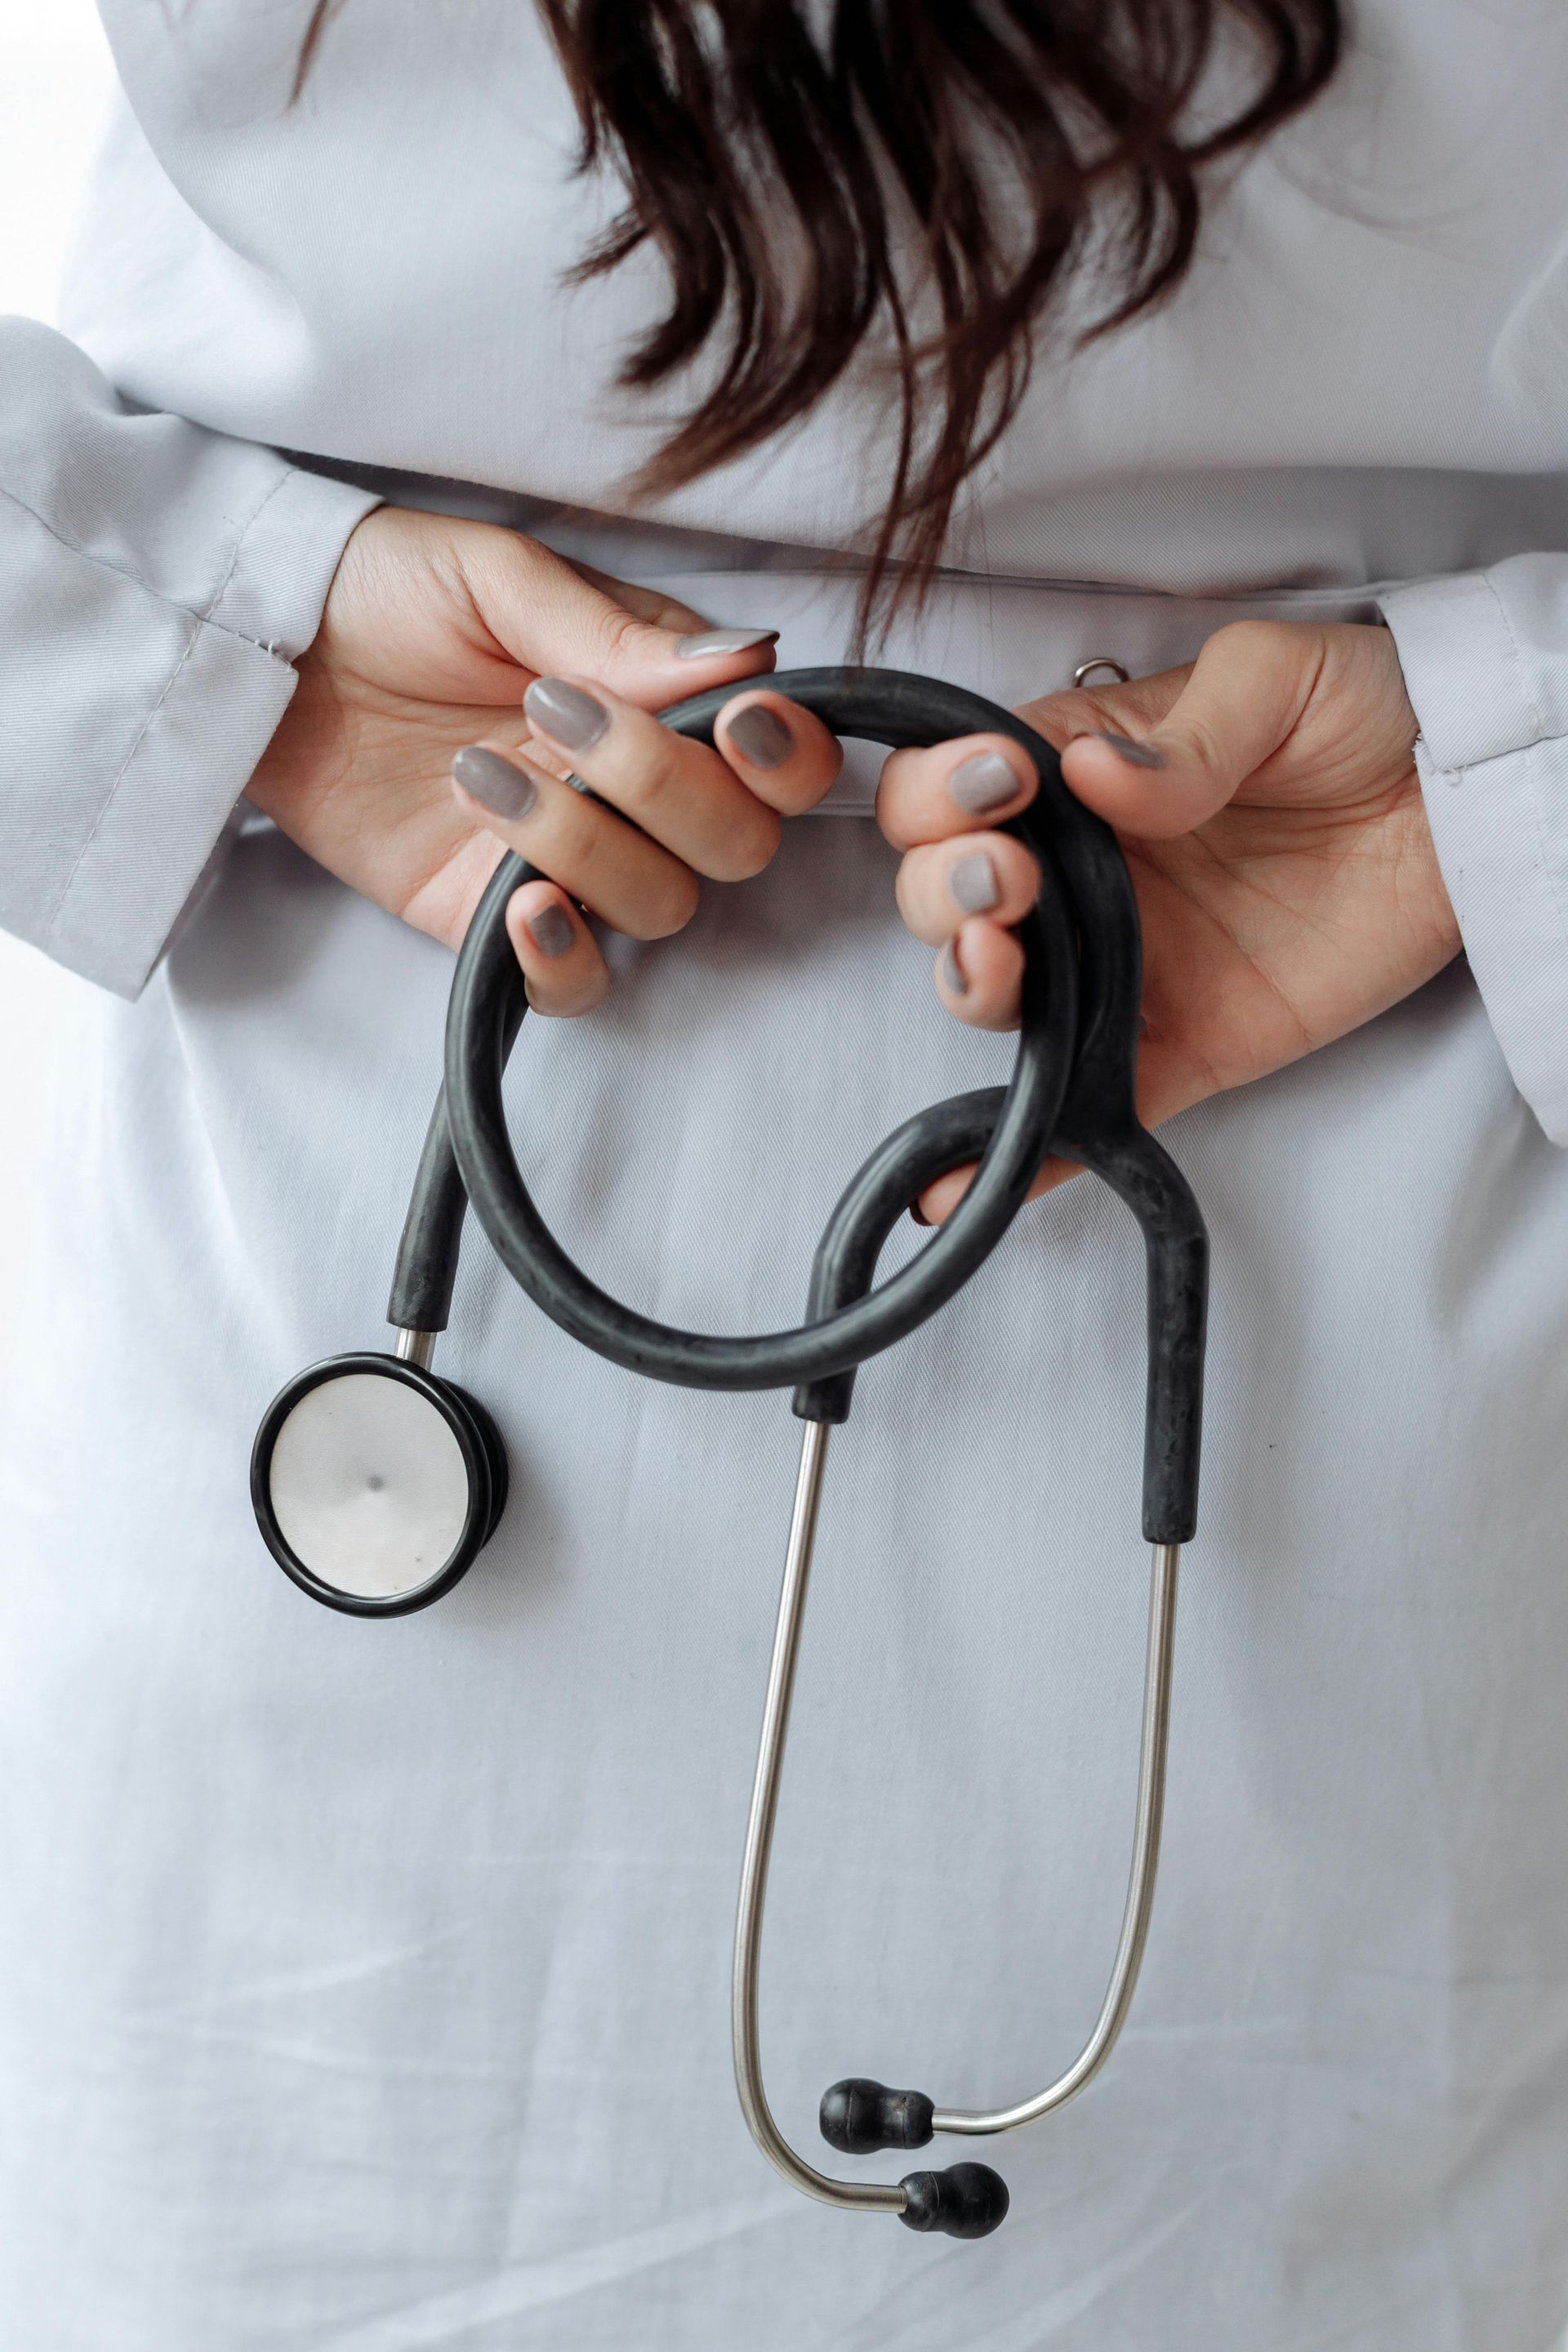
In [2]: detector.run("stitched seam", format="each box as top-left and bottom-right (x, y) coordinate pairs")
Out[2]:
(1437, 755), (1568, 1135)
(203, 466), (292, 627)
(1395, 573), (1551, 772)
(1425, 723), (1568, 771)
(0, 468), (298, 638)
(33, 470), (305, 948)
(1517, 737), (1568, 993)
(1437, 578), (1568, 978)
(38, 612), (207, 946)
(0, 480), (163, 602)
(1482, 569), (1548, 746)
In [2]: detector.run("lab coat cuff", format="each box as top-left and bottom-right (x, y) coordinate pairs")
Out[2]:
(1382, 564), (1568, 1144)
(43, 466), (381, 1000)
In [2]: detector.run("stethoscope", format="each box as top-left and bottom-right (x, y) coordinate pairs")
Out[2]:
(251, 666), (1208, 2242)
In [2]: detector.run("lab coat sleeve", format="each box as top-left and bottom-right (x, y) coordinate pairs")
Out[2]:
(0, 314), (380, 996)
(1380, 555), (1568, 1145)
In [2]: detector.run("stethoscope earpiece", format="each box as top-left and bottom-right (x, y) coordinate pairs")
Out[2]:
(820, 2082), (1008, 2236)
(820, 2078), (935, 2153)
(250, 1347), (507, 1617)
(897, 2164), (1009, 2239)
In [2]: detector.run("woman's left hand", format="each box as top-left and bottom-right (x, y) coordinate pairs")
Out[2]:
(876, 619), (1462, 1221)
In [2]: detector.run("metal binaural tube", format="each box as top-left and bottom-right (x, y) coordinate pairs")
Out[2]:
(930, 1540), (1181, 2137)
(732, 1423), (906, 2217)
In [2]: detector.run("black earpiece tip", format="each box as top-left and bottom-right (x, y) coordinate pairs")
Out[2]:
(820, 2078), (935, 2154)
(898, 2163), (1009, 2239)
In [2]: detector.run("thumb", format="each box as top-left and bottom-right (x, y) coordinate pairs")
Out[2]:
(457, 523), (778, 711)
(1058, 618), (1319, 840)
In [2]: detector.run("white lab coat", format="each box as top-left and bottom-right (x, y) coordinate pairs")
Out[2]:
(3, 4), (1568, 2346)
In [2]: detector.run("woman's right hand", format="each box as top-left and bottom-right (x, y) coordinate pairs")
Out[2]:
(247, 504), (843, 1009)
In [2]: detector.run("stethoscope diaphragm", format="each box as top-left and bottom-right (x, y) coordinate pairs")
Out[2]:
(250, 1351), (507, 1616)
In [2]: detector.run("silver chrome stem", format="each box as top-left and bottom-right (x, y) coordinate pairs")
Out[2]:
(394, 1329), (437, 1369)
(932, 1540), (1181, 2137)
(732, 1422), (906, 2216)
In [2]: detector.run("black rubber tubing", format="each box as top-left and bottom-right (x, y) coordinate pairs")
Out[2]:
(385, 667), (1206, 1530)
(397, 670), (1081, 1386)
(791, 1090), (1208, 1544)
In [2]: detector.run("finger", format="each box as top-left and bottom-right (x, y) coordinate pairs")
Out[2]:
(933, 918), (1026, 1032)
(915, 1148), (1076, 1226)
(876, 733), (1036, 851)
(564, 559), (711, 635)
(451, 743), (698, 940)
(504, 880), (609, 1017)
(1013, 666), (1189, 757)
(521, 675), (783, 881)
(456, 524), (782, 708)
(894, 833), (1040, 946)
(714, 689), (844, 815)
(914, 1005), (1214, 1226)
(1057, 618), (1316, 840)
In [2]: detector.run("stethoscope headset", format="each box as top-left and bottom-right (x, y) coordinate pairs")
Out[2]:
(252, 666), (1208, 2242)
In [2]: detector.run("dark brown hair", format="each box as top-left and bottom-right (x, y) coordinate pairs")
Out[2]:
(305, 2), (1343, 619)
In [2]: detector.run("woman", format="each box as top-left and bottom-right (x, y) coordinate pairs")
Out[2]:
(2, 1), (1566, 2344)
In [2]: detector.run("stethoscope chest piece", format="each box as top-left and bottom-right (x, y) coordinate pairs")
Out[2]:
(250, 1352), (507, 1616)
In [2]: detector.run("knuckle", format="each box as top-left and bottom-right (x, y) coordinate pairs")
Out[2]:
(612, 723), (684, 822)
(1174, 710), (1224, 772)
(560, 973), (610, 1017)
(873, 755), (916, 832)
(893, 854), (919, 926)
(1003, 843), (1043, 906)
(899, 844), (943, 920)
(1211, 617), (1286, 666)
(706, 811), (781, 882)
(593, 606), (657, 676)
(1021, 689), (1076, 739)
(554, 796), (602, 871)
(635, 864), (701, 940)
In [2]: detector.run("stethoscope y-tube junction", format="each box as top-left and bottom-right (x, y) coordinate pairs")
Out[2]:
(249, 666), (1209, 2240)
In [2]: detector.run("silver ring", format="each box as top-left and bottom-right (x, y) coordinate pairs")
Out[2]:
(1072, 657), (1129, 689)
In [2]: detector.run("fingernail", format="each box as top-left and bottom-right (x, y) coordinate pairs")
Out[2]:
(527, 902), (575, 959)
(950, 851), (1000, 915)
(949, 751), (1019, 813)
(1093, 730), (1166, 769)
(676, 626), (779, 660)
(941, 939), (969, 997)
(524, 677), (609, 752)
(452, 746), (538, 822)
(726, 704), (793, 768)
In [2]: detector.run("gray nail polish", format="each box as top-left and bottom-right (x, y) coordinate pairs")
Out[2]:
(726, 704), (793, 768)
(524, 677), (610, 752)
(1094, 729), (1166, 769)
(528, 903), (575, 959)
(949, 750), (1019, 813)
(675, 626), (779, 659)
(951, 851), (1000, 914)
(452, 745), (538, 822)
(941, 939), (969, 997)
